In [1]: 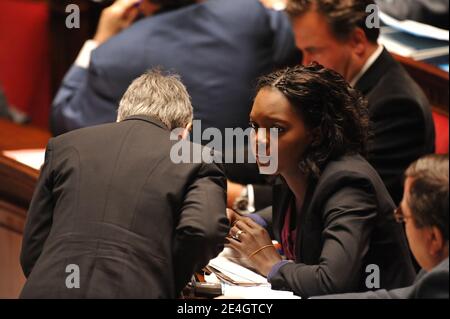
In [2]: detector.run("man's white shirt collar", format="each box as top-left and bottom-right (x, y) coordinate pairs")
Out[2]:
(350, 44), (384, 87)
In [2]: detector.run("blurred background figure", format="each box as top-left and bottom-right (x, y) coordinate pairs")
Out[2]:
(376, 0), (449, 30)
(51, 0), (298, 137)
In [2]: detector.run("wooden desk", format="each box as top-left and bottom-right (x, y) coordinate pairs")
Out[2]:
(0, 119), (50, 298)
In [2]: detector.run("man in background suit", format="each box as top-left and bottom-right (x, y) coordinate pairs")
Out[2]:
(20, 71), (229, 299)
(286, 0), (435, 204)
(51, 0), (299, 211)
(317, 154), (449, 299)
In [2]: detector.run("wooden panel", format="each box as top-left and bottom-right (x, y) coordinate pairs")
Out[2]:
(0, 119), (51, 151)
(0, 155), (40, 209)
(0, 200), (26, 298)
(0, 119), (49, 298)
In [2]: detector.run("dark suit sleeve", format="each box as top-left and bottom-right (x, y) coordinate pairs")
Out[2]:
(51, 62), (118, 136)
(253, 184), (274, 211)
(413, 266), (449, 299)
(173, 162), (229, 292)
(20, 140), (55, 278)
(265, 8), (301, 68)
(315, 263), (449, 299)
(312, 287), (411, 299)
(368, 97), (430, 203)
(269, 176), (379, 298)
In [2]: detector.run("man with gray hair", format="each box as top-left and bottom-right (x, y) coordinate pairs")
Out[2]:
(20, 71), (229, 299)
(316, 154), (449, 299)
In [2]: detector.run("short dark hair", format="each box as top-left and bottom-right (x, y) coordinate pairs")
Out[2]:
(287, 0), (380, 43)
(256, 63), (369, 178)
(405, 154), (449, 241)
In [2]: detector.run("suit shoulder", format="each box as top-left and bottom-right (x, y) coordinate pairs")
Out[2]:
(414, 259), (449, 298)
(370, 62), (429, 110)
(318, 155), (381, 191)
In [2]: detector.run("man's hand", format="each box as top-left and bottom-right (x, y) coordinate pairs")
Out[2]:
(94, 0), (142, 44)
(226, 218), (282, 277)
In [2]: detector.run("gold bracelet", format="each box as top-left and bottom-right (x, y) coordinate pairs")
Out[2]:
(249, 245), (275, 259)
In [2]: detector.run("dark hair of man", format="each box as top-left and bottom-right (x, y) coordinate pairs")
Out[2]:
(256, 63), (369, 178)
(405, 154), (449, 242)
(286, 0), (380, 43)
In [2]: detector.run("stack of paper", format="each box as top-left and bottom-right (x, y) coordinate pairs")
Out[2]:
(206, 249), (300, 298)
(2, 149), (45, 170)
(379, 11), (449, 41)
(207, 256), (268, 286)
(222, 284), (301, 299)
(378, 11), (449, 63)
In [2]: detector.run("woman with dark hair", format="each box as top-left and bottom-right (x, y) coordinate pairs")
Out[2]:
(227, 63), (416, 298)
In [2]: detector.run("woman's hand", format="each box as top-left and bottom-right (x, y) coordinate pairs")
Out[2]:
(226, 217), (282, 277)
(94, 0), (141, 44)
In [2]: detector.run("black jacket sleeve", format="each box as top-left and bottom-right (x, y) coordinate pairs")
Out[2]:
(269, 175), (379, 298)
(173, 162), (229, 292)
(20, 139), (55, 278)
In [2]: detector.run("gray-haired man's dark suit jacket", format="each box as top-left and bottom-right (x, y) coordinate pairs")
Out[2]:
(20, 115), (229, 299)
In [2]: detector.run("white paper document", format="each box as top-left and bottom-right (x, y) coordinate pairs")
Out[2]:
(207, 256), (268, 286)
(206, 248), (301, 299)
(379, 11), (449, 41)
(222, 284), (301, 299)
(2, 149), (46, 170)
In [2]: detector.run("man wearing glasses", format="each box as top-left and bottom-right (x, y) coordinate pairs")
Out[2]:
(317, 154), (449, 299)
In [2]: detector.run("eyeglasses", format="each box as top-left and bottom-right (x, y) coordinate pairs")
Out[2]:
(393, 206), (412, 224)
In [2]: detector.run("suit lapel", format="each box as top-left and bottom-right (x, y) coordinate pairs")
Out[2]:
(272, 182), (293, 243)
(355, 48), (396, 95)
(295, 178), (317, 262)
